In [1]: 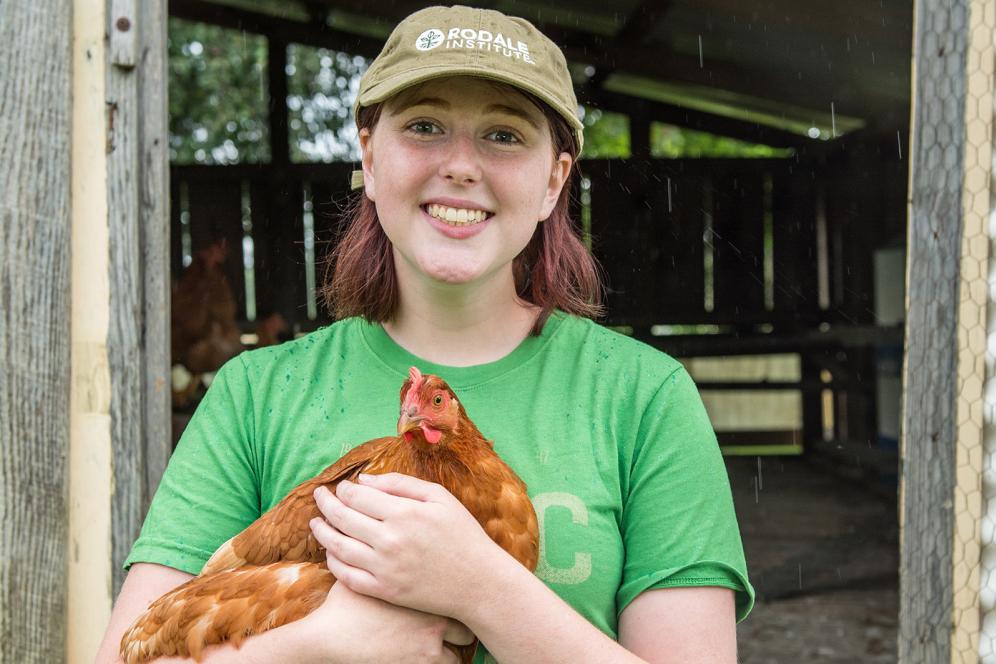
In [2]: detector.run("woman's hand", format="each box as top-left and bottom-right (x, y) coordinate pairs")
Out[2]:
(309, 472), (505, 619)
(307, 581), (473, 664)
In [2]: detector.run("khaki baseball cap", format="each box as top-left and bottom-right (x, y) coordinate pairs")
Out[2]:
(354, 5), (584, 154)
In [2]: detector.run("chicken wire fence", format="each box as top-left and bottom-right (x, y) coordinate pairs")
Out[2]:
(977, 0), (996, 661)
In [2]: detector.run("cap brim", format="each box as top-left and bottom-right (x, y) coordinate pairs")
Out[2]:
(356, 64), (584, 150)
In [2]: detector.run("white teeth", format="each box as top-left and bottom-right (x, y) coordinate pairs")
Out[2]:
(426, 204), (490, 226)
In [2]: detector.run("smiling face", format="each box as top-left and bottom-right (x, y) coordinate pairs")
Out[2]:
(359, 76), (572, 288)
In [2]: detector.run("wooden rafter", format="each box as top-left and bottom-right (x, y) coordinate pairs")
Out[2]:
(587, 90), (811, 149)
(583, 0), (675, 93)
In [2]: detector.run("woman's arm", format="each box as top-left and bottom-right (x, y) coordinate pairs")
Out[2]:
(457, 550), (646, 664)
(459, 560), (737, 664)
(95, 562), (470, 664)
(618, 586), (737, 664)
(95, 563), (193, 663)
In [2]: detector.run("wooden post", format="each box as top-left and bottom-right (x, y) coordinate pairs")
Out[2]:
(900, 0), (990, 662)
(104, 0), (172, 599)
(0, 1), (74, 662)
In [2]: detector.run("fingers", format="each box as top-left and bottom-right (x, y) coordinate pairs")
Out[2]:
(357, 472), (446, 502)
(316, 536), (380, 596)
(314, 485), (383, 542)
(442, 619), (475, 646)
(329, 479), (416, 522)
(310, 515), (377, 576)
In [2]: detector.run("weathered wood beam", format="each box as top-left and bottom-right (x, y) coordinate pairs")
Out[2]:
(586, 90), (812, 149)
(543, 24), (847, 118)
(1, 1), (73, 661)
(106, 0), (172, 600)
(899, 0), (976, 661)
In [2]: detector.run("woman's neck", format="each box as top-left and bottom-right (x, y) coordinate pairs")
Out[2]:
(382, 261), (539, 368)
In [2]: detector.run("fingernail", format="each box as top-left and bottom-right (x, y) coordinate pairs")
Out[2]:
(339, 479), (351, 487)
(358, 473), (373, 482)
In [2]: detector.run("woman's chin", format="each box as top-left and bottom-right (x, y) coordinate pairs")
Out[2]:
(424, 266), (484, 285)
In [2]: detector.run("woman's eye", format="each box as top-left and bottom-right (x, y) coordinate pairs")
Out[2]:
(407, 120), (441, 135)
(487, 129), (520, 144)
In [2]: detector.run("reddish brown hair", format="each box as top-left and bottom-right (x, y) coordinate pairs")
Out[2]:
(320, 86), (604, 334)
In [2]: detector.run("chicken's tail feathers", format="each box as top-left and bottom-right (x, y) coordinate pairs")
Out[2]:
(119, 562), (334, 663)
(201, 537), (245, 576)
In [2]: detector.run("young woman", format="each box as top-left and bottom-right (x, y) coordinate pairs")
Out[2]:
(97, 6), (753, 663)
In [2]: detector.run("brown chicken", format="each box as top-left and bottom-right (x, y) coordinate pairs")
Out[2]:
(171, 240), (243, 375)
(121, 367), (539, 663)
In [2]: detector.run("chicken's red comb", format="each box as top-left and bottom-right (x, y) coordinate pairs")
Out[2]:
(408, 366), (425, 391)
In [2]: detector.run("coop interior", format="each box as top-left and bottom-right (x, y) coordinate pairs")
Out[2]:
(166, 1), (910, 660)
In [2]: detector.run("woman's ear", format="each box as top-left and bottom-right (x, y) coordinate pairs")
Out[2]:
(359, 127), (376, 201)
(539, 151), (572, 220)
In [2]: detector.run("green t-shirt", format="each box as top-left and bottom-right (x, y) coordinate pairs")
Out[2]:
(127, 312), (754, 660)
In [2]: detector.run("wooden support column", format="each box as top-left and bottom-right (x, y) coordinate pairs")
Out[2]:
(104, 0), (172, 601)
(1, 1), (74, 662)
(900, 0), (989, 661)
(262, 35), (307, 325)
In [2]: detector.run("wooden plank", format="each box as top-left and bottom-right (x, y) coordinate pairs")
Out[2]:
(109, 0), (137, 68)
(771, 168), (820, 322)
(648, 168), (705, 319)
(0, 1), (73, 662)
(710, 172), (765, 321)
(899, 0), (970, 660)
(105, 0), (171, 597)
(583, 160), (654, 324)
(137, 0), (172, 568)
(586, 90), (811, 150)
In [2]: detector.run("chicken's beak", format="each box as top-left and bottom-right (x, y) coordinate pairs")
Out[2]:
(398, 408), (423, 436)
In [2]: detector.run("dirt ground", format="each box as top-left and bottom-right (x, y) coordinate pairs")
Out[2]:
(726, 454), (899, 663)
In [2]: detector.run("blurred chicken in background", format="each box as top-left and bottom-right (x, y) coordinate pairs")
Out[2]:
(172, 240), (242, 374)
(170, 241), (292, 411)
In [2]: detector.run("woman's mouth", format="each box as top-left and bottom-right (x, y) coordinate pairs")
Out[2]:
(422, 203), (493, 227)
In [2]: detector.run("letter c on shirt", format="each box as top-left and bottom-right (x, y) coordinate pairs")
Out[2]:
(531, 492), (592, 585)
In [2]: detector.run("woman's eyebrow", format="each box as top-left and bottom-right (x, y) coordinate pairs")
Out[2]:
(398, 97), (539, 129)
(402, 96), (449, 110)
(484, 104), (540, 129)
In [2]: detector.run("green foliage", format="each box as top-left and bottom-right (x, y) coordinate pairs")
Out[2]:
(287, 45), (368, 162)
(579, 107), (629, 158)
(650, 122), (791, 158)
(168, 18), (269, 164)
(578, 107), (788, 159)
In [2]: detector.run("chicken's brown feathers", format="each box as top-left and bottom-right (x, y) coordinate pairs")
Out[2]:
(123, 369), (537, 664)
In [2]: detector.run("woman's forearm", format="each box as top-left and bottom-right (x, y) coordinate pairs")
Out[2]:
(459, 555), (646, 664)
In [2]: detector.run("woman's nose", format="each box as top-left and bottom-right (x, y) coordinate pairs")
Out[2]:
(438, 134), (482, 185)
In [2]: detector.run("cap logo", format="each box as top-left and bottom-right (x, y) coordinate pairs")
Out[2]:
(414, 27), (536, 64)
(415, 29), (445, 51)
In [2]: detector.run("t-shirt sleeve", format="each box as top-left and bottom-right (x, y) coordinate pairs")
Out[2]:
(616, 366), (755, 622)
(123, 355), (261, 575)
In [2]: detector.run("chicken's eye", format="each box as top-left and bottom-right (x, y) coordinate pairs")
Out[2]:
(433, 394), (443, 407)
